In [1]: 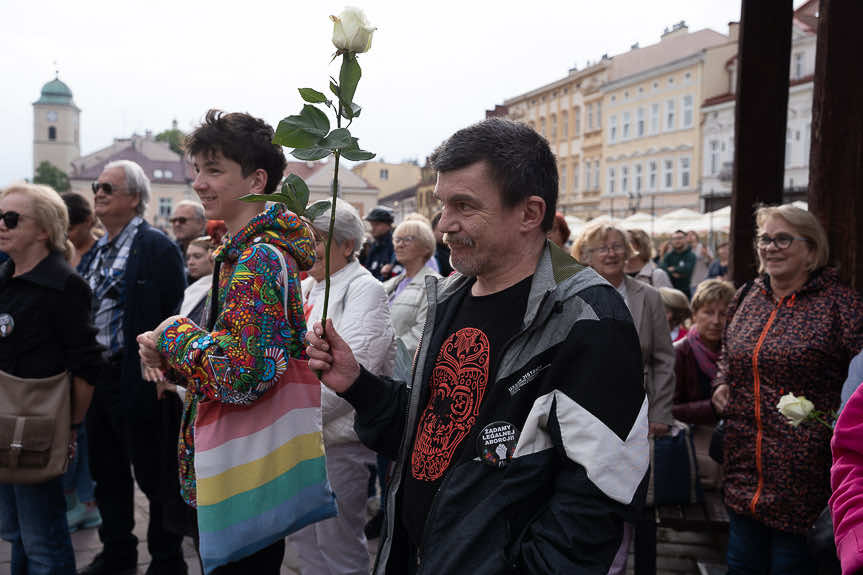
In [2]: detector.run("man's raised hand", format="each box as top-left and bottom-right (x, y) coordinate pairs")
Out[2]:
(306, 319), (361, 393)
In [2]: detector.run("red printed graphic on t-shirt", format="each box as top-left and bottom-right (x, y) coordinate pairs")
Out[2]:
(411, 327), (490, 481)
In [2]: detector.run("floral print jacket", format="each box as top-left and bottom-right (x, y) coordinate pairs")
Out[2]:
(715, 267), (863, 533)
(157, 205), (315, 506)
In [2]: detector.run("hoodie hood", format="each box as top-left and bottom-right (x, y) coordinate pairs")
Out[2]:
(214, 203), (315, 271)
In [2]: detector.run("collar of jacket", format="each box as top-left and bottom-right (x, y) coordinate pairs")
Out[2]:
(756, 265), (835, 298)
(0, 250), (74, 291)
(384, 265), (437, 295)
(214, 203), (315, 270)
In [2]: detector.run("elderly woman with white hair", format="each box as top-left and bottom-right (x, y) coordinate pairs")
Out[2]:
(384, 219), (441, 362)
(294, 199), (395, 575)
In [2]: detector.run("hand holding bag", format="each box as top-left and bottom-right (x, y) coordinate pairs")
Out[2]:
(193, 244), (337, 574)
(0, 369), (71, 484)
(646, 420), (703, 506)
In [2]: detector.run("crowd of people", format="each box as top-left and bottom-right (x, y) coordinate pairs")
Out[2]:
(1, 113), (863, 575)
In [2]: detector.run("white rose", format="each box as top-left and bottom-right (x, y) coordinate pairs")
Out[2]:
(330, 7), (376, 53)
(777, 392), (815, 427)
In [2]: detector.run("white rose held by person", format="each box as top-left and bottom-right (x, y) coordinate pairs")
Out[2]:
(331, 7), (376, 53)
(777, 393), (815, 427)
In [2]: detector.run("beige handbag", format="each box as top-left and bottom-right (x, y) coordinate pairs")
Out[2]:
(0, 369), (71, 484)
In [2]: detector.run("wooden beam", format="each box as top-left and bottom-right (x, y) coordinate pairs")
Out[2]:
(729, 0), (794, 286)
(807, 0), (863, 290)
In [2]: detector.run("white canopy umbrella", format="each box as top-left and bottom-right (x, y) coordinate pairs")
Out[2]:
(618, 212), (656, 231)
(564, 215), (586, 238)
(654, 208), (703, 235)
(681, 206), (731, 234)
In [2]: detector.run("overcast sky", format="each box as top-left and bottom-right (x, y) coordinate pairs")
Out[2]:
(1, 0), (749, 187)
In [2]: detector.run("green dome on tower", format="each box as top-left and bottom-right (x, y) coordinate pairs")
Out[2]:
(35, 76), (75, 106)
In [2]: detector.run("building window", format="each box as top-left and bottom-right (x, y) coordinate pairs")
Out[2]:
(785, 128), (793, 167)
(587, 104), (593, 131)
(540, 117), (546, 138)
(804, 122), (811, 164)
(585, 161), (592, 190)
(668, 76), (675, 85)
(154, 169), (164, 179)
(164, 170), (173, 179)
(596, 102), (601, 128)
(560, 164), (567, 195)
(650, 103), (659, 134)
(594, 162), (599, 190)
(680, 157), (691, 188)
(48, 126), (56, 140)
(666, 99), (675, 131)
(380, 168), (389, 180)
(663, 159), (674, 189)
(574, 107), (581, 136)
(159, 197), (172, 219)
(551, 114), (558, 141)
(607, 166), (616, 195)
(682, 95), (694, 128)
(609, 115), (618, 143)
(710, 140), (720, 175)
(573, 163), (580, 191)
(794, 52), (804, 78)
(635, 163), (643, 193)
(637, 107), (645, 137)
(648, 160), (658, 190)
(621, 165), (629, 194)
(562, 111), (568, 139)
(622, 111), (631, 139)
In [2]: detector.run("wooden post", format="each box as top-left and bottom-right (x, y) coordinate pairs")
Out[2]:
(729, 0), (793, 286)
(807, 0), (863, 290)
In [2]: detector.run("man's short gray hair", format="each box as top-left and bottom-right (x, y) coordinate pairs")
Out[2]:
(104, 160), (150, 216)
(174, 199), (205, 221)
(310, 199), (365, 260)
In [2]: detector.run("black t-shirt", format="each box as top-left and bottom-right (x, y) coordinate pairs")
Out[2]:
(401, 275), (532, 548)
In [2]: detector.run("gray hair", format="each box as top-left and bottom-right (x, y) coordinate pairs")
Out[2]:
(104, 160), (150, 216)
(394, 219), (436, 261)
(174, 199), (205, 220)
(310, 199), (365, 260)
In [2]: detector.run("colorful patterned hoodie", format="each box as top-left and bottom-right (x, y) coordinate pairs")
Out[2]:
(157, 204), (315, 506)
(716, 267), (863, 533)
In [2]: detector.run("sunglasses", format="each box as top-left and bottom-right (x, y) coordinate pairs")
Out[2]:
(0, 210), (24, 230)
(170, 216), (193, 225)
(91, 182), (121, 195)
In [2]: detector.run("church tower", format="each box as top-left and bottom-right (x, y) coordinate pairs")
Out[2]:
(33, 74), (80, 176)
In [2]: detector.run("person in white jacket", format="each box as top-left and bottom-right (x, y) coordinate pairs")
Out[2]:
(294, 199), (395, 575)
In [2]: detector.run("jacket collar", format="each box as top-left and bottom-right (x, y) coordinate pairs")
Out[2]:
(1, 251), (74, 291)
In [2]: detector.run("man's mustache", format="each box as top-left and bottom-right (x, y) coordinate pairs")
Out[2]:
(444, 234), (475, 248)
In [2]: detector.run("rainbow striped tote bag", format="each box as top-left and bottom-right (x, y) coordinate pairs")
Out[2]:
(193, 244), (337, 573)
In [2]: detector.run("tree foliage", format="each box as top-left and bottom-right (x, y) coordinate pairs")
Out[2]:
(155, 128), (186, 156)
(33, 161), (70, 193)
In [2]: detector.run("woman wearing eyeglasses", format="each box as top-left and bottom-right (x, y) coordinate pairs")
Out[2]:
(572, 221), (674, 575)
(711, 205), (863, 573)
(0, 184), (103, 574)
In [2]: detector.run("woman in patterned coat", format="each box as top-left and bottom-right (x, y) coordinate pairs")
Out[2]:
(711, 205), (863, 573)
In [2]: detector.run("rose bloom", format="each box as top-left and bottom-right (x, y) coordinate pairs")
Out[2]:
(777, 392), (815, 427)
(331, 7), (376, 53)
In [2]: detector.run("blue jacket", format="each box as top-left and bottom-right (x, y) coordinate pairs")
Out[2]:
(80, 221), (185, 402)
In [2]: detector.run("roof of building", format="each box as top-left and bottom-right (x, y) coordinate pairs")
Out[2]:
(607, 28), (729, 83)
(34, 76), (77, 107)
(795, 0), (819, 33)
(70, 134), (190, 183)
(284, 161), (378, 192)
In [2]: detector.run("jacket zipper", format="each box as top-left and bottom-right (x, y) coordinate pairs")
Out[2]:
(748, 295), (783, 515)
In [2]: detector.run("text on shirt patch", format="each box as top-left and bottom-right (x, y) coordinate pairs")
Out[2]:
(507, 364), (551, 397)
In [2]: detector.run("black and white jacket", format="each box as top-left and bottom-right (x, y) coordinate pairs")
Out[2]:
(341, 242), (649, 574)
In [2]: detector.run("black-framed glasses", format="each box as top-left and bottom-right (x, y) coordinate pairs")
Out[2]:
(170, 217), (189, 225)
(756, 233), (809, 250)
(91, 182), (116, 195)
(393, 235), (416, 245)
(0, 210), (23, 230)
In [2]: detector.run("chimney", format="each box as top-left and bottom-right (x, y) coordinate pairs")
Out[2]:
(728, 21), (740, 42)
(631, 42), (640, 50)
(172, 118), (178, 130)
(661, 20), (689, 39)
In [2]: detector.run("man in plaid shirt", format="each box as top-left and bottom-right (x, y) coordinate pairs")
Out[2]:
(79, 160), (187, 575)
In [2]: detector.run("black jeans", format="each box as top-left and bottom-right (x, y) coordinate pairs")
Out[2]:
(86, 360), (184, 565)
(211, 539), (285, 574)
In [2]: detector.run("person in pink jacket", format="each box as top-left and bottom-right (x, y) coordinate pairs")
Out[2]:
(831, 379), (863, 574)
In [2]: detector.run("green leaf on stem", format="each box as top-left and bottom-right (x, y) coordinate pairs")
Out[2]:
(292, 147), (332, 161)
(286, 174), (310, 211)
(304, 200), (332, 221)
(320, 128), (353, 149)
(300, 105), (330, 135)
(329, 81), (340, 98)
(339, 53), (361, 109)
(239, 193), (274, 203)
(299, 88), (328, 104)
(340, 137), (375, 161)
